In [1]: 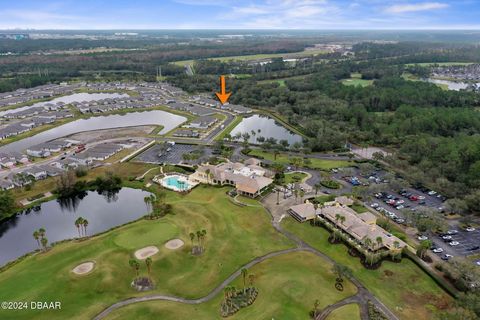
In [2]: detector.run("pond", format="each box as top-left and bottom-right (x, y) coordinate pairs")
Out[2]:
(0, 187), (152, 267)
(230, 114), (303, 145)
(0, 92), (129, 117)
(0, 110), (187, 153)
(427, 79), (480, 91)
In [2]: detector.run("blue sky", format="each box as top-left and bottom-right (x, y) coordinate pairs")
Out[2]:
(1, 0), (479, 30)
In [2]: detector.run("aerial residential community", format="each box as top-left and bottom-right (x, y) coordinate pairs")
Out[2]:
(1, 1), (480, 320)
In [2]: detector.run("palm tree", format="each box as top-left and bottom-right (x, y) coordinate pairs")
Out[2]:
(189, 232), (195, 248)
(83, 219), (89, 236)
(129, 259), (140, 277)
(33, 230), (40, 248)
(144, 196), (152, 212)
(335, 213), (341, 225)
(145, 257), (152, 277)
(392, 240), (401, 261)
(339, 215), (346, 226)
(314, 183), (321, 195)
(38, 227), (46, 239)
(40, 237), (48, 252)
(364, 238), (372, 251)
(375, 236), (383, 250)
(74, 218), (82, 237)
(196, 230), (202, 251)
(241, 268), (248, 294)
(201, 229), (207, 250)
(205, 169), (211, 184)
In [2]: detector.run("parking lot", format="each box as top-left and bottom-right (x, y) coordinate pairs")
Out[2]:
(134, 143), (212, 165)
(431, 229), (480, 258)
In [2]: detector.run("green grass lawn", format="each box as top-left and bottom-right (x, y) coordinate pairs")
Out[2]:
(248, 149), (353, 170)
(284, 172), (308, 184)
(341, 78), (373, 87)
(173, 49), (327, 67)
(0, 186), (295, 320)
(104, 251), (357, 320)
(350, 203), (368, 213)
(281, 218), (453, 320)
(326, 303), (360, 320)
(215, 115), (243, 141)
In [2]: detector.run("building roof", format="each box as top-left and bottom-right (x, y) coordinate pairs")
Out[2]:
(289, 203), (317, 220)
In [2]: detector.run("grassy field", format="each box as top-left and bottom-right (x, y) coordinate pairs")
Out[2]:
(257, 74), (311, 87)
(326, 303), (360, 320)
(248, 149), (354, 170)
(0, 186), (295, 320)
(104, 251), (357, 320)
(214, 115), (243, 141)
(282, 218), (453, 320)
(284, 172), (308, 184)
(173, 49), (327, 67)
(341, 73), (373, 87)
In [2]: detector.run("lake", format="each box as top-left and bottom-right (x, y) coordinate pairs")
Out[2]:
(0, 110), (187, 153)
(0, 187), (152, 267)
(230, 114), (303, 145)
(0, 92), (129, 117)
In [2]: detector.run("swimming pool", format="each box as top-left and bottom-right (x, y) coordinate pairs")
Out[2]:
(159, 175), (196, 192)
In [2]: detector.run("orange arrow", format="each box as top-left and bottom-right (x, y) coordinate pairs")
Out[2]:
(215, 75), (231, 105)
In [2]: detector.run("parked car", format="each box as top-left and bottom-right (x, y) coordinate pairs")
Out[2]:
(433, 248), (444, 253)
(447, 230), (459, 235)
(468, 246), (480, 251)
(476, 261), (480, 266)
(418, 235), (428, 241)
(466, 227), (476, 232)
(442, 235), (452, 240)
(418, 195), (426, 200)
(428, 190), (437, 195)
(449, 241), (460, 246)
(370, 203), (379, 208)
(395, 205), (405, 210)
(442, 254), (453, 261)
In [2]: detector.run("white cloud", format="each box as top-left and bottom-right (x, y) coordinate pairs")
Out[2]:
(385, 2), (448, 14)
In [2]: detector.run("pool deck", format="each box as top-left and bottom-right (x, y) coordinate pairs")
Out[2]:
(152, 173), (198, 192)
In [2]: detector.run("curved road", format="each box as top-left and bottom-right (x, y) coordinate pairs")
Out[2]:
(93, 194), (400, 320)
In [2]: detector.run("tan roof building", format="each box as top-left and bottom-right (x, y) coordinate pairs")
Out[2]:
(288, 202), (317, 222)
(320, 204), (406, 251)
(191, 161), (273, 198)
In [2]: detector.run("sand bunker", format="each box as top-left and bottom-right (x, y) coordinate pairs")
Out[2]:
(134, 246), (159, 259)
(165, 239), (185, 250)
(72, 261), (95, 275)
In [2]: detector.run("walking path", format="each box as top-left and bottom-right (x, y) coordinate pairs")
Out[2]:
(93, 193), (400, 320)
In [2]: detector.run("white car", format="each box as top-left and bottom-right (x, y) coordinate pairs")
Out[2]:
(396, 200), (405, 204)
(433, 248), (444, 253)
(370, 203), (379, 208)
(418, 195), (426, 200)
(476, 261), (480, 266)
(449, 241), (460, 246)
(418, 235), (428, 241)
(466, 227), (476, 232)
(447, 230), (458, 235)
(428, 190), (437, 195)
(442, 235), (452, 240)
(396, 205), (405, 210)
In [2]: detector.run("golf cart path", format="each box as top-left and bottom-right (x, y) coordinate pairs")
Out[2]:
(93, 195), (400, 320)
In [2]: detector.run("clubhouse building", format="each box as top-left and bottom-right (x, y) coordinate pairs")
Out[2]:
(288, 197), (406, 251)
(191, 158), (273, 198)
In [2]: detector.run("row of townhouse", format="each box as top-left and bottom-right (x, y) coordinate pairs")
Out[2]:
(70, 143), (126, 165)
(26, 139), (77, 158)
(1, 102), (67, 119)
(0, 111), (74, 141)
